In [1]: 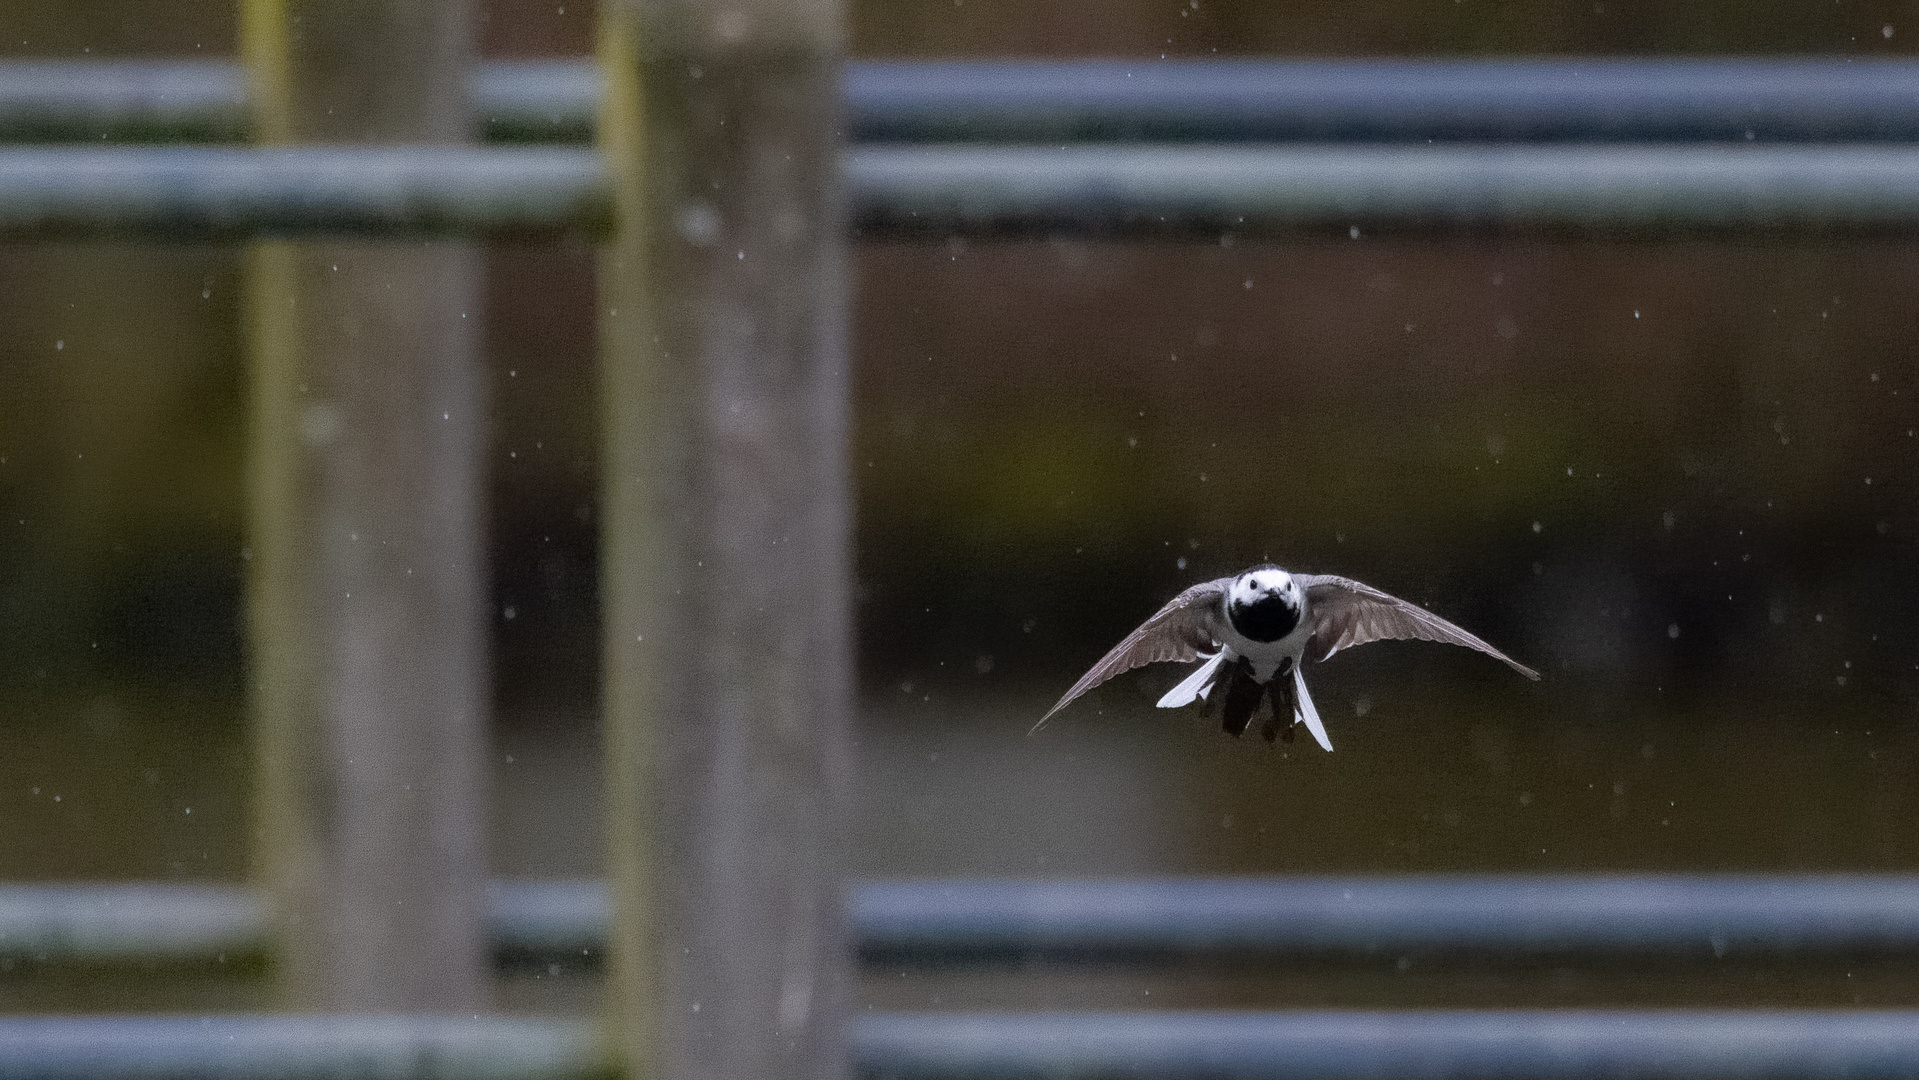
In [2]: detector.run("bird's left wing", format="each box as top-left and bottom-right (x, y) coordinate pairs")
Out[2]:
(1038, 578), (1230, 724)
(1297, 574), (1540, 680)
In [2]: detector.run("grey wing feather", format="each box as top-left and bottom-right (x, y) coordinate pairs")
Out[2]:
(1297, 574), (1541, 680)
(1039, 578), (1230, 722)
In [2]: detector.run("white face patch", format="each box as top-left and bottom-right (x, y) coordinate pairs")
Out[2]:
(1231, 568), (1296, 609)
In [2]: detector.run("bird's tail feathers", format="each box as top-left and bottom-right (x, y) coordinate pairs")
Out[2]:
(1293, 664), (1332, 752)
(1157, 651), (1224, 709)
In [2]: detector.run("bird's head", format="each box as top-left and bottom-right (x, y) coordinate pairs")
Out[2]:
(1227, 566), (1304, 643)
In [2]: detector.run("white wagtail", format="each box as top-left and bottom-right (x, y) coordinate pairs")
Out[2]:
(1039, 565), (1539, 750)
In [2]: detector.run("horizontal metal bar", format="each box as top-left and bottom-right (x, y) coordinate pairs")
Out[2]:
(0, 1013), (1914, 1080)
(8, 59), (1919, 144)
(847, 144), (1919, 233)
(847, 58), (1919, 144)
(10, 145), (1919, 237)
(0, 883), (266, 962)
(489, 880), (602, 958)
(0, 1017), (606, 1080)
(0, 148), (607, 237)
(853, 876), (1919, 959)
(0, 61), (248, 143)
(0, 881), (606, 963)
(0, 61), (601, 144)
(853, 1011), (1919, 1079)
(473, 62), (597, 143)
(6, 1012), (1916, 1080)
(8, 876), (1919, 965)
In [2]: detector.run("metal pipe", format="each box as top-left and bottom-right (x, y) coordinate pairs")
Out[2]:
(0, 884), (267, 963)
(0, 1017), (606, 1080)
(0, 61), (247, 142)
(853, 875), (1919, 959)
(845, 58), (1919, 144)
(0, 1012), (1913, 1079)
(846, 144), (1919, 233)
(853, 1010), (1919, 1079)
(10, 144), (1919, 236)
(7, 59), (1919, 144)
(8, 877), (1919, 965)
(0, 147), (607, 236)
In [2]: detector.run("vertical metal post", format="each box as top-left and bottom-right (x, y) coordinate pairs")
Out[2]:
(241, 0), (490, 1011)
(598, 0), (852, 1074)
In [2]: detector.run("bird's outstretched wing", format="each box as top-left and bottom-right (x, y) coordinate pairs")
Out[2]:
(1297, 574), (1540, 680)
(1038, 578), (1231, 725)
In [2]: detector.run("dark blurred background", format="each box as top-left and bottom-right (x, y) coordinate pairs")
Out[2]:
(2, 0), (1918, 1013)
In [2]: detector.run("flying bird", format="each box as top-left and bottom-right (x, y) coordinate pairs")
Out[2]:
(1039, 565), (1539, 751)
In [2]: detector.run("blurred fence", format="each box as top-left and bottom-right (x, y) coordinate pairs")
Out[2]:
(4, 52), (1917, 1080)
(15, 143), (1919, 236)
(7, 876), (1919, 966)
(8, 58), (1919, 145)
(9, 1011), (1919, 1080)
(4, 878), (1919, 1077)
(5, 60), (1919, 235)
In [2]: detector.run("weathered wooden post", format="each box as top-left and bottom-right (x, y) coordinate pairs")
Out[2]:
(240, 0), (491, 1010)
(598, 0), (852, 1073)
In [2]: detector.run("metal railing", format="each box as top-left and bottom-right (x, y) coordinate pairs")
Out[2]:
(3, 877), (1919, 1077)
(0, 1017), (608, 1080)
(4, 61), (1919, 235)
(855, 1011), (1919, 1079)
(2, 1011), (1919, 1080)
(0, 147), (603, 236)
(7, 58), (1919, 145)
(5, 876), (1919, 965)
(12, 143), (1919, 237)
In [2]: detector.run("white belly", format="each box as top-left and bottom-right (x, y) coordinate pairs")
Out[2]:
(1220, 621), (1311, 681)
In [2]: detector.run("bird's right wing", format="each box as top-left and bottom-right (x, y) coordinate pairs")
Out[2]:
(1038, 578), (1230, 724)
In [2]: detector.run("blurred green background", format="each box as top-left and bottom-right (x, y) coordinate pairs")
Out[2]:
(2, 0), (1918, 1014)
